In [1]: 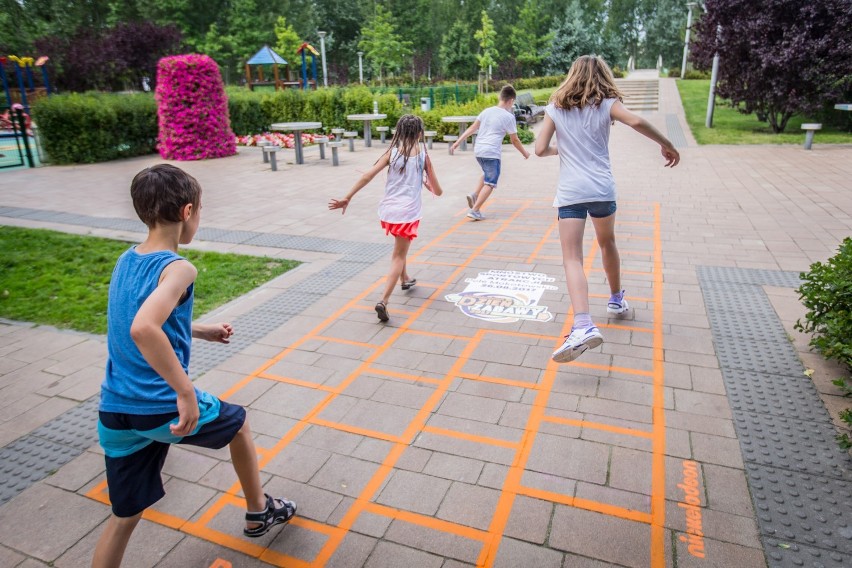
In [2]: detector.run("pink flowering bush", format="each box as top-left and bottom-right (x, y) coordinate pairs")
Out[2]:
(156, 54), (236, 160)
(235, 132), (334, 148)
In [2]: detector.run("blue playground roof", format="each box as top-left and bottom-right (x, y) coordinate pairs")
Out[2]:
(247, 45), (287, 65)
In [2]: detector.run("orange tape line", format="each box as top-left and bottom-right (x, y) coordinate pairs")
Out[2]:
(422, 425), (521, 449)
(541, 415), (653, 439)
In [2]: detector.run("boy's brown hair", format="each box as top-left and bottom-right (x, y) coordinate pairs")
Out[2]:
(550, 55), (623, 110)
(130, 164), (202, 227)
(499, 84), (516, 102)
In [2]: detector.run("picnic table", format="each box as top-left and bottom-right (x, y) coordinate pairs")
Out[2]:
(835, 104), (852, 111)
(441, 115), (478, 151)
(346, 114), (387, 148)
(270, 122), (323, 164)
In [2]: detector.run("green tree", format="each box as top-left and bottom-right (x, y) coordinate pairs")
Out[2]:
(274, 16), (302, 62)
(474, 10), (498, 80)
(509, 0), (554, 76)
(640, 0), (684, 70)
(439, 19), (477, 80)
(545, 0), (601, 74)
(357, 5), (412, 84)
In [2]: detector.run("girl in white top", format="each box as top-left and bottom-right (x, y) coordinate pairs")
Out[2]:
(535, 55), (679, 363)
(329, 114), (443, 322)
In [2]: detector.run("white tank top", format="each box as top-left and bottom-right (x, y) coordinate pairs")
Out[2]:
(378, 147), (425, 223)
(545, 99), (617, 207)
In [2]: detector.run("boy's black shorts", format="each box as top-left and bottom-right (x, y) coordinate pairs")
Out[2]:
(98, 394), (245, 518)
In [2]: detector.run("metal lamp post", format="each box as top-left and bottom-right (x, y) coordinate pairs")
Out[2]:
(706, 24), (722, 128)
(357, 51), (364, 83)
(681, 2), (697, 79)
(317, 31), (328, 87)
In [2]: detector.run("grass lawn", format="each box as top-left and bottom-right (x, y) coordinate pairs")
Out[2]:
(677, 80), (852, 145)
(0, 226), (300, 334)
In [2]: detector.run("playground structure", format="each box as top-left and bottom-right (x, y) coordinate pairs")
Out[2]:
(1, 55), (52, 112)
(245, 44), (319, 91)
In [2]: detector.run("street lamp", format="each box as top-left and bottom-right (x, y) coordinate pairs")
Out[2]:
(317, 31), (328, 87)
(357, 51), (364, 84)
(681, 2), (697, 79)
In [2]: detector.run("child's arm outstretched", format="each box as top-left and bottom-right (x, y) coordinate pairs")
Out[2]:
(450, 120), (480, 154)
(193, 322), (233, 343)
(329, 151), (392, 214)
(508, 132), (530, 159)
(610, 101), (680, 167)
(534, 115), (558, 157)
(424, 154), (443, 196)
(130, 260), (200, 436)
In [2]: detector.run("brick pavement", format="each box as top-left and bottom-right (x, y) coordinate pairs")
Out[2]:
(0, 78), (851, 567)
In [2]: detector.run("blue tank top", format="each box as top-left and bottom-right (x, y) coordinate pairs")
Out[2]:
(100, 246), (197, 414)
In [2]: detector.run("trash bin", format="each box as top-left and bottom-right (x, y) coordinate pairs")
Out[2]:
(420, 97), (432, 112)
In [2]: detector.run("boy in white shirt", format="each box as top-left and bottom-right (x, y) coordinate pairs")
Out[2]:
(452, 85), (530, 220)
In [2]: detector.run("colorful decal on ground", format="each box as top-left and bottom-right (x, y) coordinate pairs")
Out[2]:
(678, 459), (706, 558)
(445, 270), (556, 323)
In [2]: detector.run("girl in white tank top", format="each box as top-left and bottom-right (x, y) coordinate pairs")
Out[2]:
(535, 56), (680, 364)
(329, 115), (444, 322)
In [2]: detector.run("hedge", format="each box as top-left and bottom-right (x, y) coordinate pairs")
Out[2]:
(32, 92), (157, 164)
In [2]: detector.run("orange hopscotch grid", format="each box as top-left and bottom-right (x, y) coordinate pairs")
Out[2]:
(85, 198), (666, 567)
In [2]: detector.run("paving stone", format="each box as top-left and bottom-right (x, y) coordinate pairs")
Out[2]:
(494, 537), (563, 568)
(157, 533), (272, 568)
(503, 495), (553, 544)
(525, 433), (609, 484)
(364, 540), (443, 568)
(721, 369), (832, 422)
(0, 483), (109, 562)
(671, 535), (766, 568)
(673, 389), (733, 419)
(325, 532), (379, 568)
(261, 441), (331, 483)
(42, 450), (104, 492)
(310, 454), (383, 498)
(436, 481), (501, 530)
(609, 446), (653, 495)
(327, 398), (421, 438)
(0, 544), (25, 567)
(665, 500), (761, 549)
(422, 452), (484, 484)
(548, 505), (650, 567)
(376, 469), (452, 516)
(691, 432), (745, 469)
(295, 425), (364, 456)
(262, 475), (344, 524)
(383, 519), (481, 564)
(55, 517), (183, 568)
(267, 522), (328, 563)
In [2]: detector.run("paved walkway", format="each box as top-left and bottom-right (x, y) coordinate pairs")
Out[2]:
(0, 79), (850, 567)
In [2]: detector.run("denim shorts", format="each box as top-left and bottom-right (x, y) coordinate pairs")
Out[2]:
(476, 157), (501, 187)
(557, 201), (617, 220)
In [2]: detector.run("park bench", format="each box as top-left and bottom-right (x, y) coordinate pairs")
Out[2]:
(515, 92), (546, 125)
(376, 126), (389, 143)
(443, 135), (459, 154)
(263, 145), (280, 171)
(343, 131), (358, 151)
(329, 141), (344, 166)
(801, 123), (821, 150)
(424, 130), (437, 149)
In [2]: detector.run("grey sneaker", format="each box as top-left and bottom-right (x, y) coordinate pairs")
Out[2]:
(466, 210), (484, 221)
(551, 326), (604, 363)
(466, 193), (476, 209)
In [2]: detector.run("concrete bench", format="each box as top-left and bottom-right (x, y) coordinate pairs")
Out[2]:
(801, 123), (822, 150)
(329, 141), (344, 166)
(257, 140), (271, 163)
(343, 131), (358, 151)
(262, 145), (281, 171)
(314, 136), (329, 159)
(376, 126), (389, 144)
(443, 135), (459, 154)
(424, 130), (437, 149)
(331, 128), (345, 144)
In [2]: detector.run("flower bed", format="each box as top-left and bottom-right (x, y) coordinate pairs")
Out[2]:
(235, 132), (334, 148)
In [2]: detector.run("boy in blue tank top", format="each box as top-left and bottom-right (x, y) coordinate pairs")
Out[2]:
(93, 165), (296, 567)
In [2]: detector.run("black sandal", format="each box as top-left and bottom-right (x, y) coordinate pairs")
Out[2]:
(243, 493), (297, 538)
(375, 301), (389, 322)
(401, 278), (417, 290)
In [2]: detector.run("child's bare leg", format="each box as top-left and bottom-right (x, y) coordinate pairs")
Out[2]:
(400, 257), (410, 284)
(590, 214), (621, 294)
(92, 512), (142, 568)
(558, 218), (589, 316)
(472, 184), (494, 212)
(382, 236), (412, 304)
(229, 421), (267, 518)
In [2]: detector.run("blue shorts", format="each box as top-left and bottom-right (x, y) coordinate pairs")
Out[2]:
(557, 201), (617, 220)
(98, 391), (245, 517)
(476, 157), (501, 187)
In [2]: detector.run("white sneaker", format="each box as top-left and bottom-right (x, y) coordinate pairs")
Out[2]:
(466, 210), (484, 221)
(466, 193), (477, 209)
(551, 326), (604, 363)
(607, 292), (630, 316)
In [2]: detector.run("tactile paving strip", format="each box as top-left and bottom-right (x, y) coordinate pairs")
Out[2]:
(665, 114), (689, 148)
(698, 266), (852, 566)
(0, 206), (391, 505)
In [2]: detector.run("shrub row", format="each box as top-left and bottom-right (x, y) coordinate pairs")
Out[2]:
(32, 92), (157, 164)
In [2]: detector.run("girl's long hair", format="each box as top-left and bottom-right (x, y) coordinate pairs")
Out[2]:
(384, 114), (426, 172)
(550, 55), (623, 110)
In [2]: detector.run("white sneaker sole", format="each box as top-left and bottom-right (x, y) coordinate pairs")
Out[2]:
(551, 336), (604, 363)
(466, 194), (475, 209)
(607, 299), (630, 315)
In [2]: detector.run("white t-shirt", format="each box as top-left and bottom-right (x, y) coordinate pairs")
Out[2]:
(378, 147), (425, 223)
(545, 99), (617, 207)
(474, 106), (517, 159)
